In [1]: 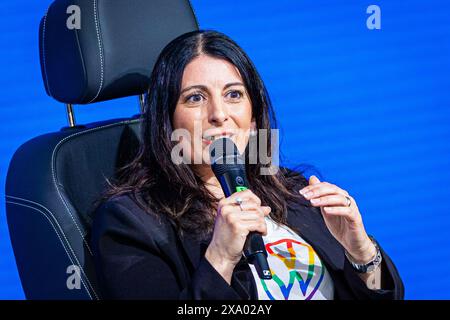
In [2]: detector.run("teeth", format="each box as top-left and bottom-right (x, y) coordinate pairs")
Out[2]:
(205, 134), (232, 141)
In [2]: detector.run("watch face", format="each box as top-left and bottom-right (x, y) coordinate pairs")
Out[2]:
(345, 243), (382, 273)
(366, 265), (376, 273)
(366, 250), (382, 273)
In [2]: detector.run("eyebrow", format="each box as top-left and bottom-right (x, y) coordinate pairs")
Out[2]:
(180, 82), (245, 95)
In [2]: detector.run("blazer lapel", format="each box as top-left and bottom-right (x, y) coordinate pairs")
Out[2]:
(175, 228), (204, 272)
(176, 225), (257, 299)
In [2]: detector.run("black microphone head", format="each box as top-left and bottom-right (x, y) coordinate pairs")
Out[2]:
(209, 137), (245, 175)
(209, 137), (238, 163)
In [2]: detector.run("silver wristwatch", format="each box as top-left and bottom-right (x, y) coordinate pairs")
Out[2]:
(345, 236), (382, 273)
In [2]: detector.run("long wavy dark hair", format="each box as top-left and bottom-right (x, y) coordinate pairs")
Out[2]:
(95, 30), (309, 240)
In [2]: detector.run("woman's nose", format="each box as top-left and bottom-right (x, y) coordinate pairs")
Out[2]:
(207, 98), (229, 124)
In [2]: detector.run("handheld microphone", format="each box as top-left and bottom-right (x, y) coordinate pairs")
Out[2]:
(209, 137), (272, 280)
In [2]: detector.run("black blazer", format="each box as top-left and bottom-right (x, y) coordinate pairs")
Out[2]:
(90, 189), (404, 300)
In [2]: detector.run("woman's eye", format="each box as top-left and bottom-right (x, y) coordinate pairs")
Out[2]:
(185, 93), (204, 104)
(226, 90), (243, 100)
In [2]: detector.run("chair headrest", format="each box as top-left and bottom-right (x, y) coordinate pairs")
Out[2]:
(39, 0), (198, 104)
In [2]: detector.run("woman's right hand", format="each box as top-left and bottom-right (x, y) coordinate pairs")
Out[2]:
(205, 189), (271, 284)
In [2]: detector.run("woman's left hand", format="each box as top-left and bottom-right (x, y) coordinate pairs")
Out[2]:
(299, 175), (377, 264)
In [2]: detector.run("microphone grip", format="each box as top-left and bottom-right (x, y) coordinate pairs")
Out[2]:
(212, 169), (271, 279)
(244, 232), (272, 280)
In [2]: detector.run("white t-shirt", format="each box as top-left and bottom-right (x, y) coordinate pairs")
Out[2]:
(249, 217), (334, 300)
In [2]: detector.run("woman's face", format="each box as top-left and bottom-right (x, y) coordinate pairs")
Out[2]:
(172, 54), (255, 166)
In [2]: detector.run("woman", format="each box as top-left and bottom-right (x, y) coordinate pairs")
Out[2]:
(90, 30), (404, 300)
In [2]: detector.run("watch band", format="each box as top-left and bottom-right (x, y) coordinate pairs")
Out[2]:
(345, 236), (382, 273)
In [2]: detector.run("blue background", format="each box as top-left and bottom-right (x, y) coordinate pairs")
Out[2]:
(1, 0), (449, 299)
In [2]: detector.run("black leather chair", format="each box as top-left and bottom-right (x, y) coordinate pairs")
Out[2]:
(5, 0), (198, 300)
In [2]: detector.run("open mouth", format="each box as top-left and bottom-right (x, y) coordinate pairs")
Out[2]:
(202, 132), (235, 145)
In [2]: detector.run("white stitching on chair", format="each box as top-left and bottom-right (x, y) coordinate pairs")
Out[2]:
(89, 0), (104, 103)
(6, 195), (100, 299)
(42, 7), (52, 97)
(51, 119), (140, 258)
(6, 199), (95, 300)
(8, 119), (139, 299)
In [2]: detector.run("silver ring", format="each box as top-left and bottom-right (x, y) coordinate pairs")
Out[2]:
(235, 197), (244, 211)
(345, 196), (351, 207)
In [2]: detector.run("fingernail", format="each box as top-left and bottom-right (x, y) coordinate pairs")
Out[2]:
(310, 198), (319, 204)
(304, 192), (313, 199)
